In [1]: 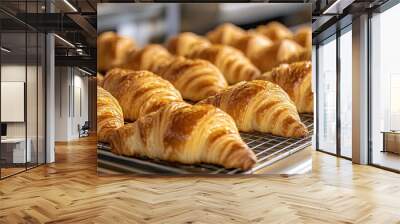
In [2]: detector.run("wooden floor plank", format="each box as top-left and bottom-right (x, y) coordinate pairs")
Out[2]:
(0, 136), (400, 223)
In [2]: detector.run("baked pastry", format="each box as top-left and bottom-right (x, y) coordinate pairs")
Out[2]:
(123, 44), (227, 101)
(167, 32), (261, 84)
(255, 21), (294, 42)
(97, 73), (104, 87)
(207, 23), (273, 57)
(97, 32), (136, 73)
(258, 61), (313, 113)
(206, 23), (248, 46)
(102, 68), (183, 121)
(97, 86), (124, 143)
(251, 39), (310, 72)
(199, 80), (308, 138)
(109, 102), (257, 170)
(294, 27), (312, 51)
(206, 23), (309, 73)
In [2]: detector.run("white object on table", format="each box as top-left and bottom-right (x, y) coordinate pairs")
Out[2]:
(1, 138), (31, 163)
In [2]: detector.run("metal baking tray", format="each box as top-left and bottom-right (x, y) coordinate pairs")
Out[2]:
(97, 114), (314, 175)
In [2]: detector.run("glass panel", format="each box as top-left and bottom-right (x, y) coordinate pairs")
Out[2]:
(0, 1), (46, 178)
(38, 33), (45, 165)
(312, 45), (317, 150)
(371, 4), (400, 171)
(1, 30), (27, 177)
(26, 0), (38, 169)
(317, 36), (337, 154)
(27, 31), (38, 169)
(339, 28), (352, 158)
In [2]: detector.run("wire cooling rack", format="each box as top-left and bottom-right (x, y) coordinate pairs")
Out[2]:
(97, 114), (314, 175)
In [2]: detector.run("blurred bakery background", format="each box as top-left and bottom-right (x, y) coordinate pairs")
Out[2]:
(97, 3), (311, 46)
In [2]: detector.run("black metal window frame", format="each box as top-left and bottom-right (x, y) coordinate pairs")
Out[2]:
(0, 0), (47, 180)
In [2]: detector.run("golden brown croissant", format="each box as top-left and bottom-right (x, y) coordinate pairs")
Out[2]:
(294, 27), (312, 51)
(109, 101), (257, 170)
(97, 86), (124, 143)
(251, 39), (310, 73)
(123, 44), (227, 101)
(206, 23), (248, 46)
(207, 23), (273, 58)
(258, 61), (313, 113)
(199, 80), (308, 138)
(97, 73), (104, 87)
(255, 21), (294, 42)
(97, 32), (136, 73)
(102, 68), (183, 121)
(167, 32), (261, 84)
(206, 23), (308, 73)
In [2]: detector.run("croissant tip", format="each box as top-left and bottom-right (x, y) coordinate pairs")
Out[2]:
(241, 156), (258, 171)
(293, 127), (309, 138)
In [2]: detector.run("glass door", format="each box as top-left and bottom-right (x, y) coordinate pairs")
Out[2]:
(0, 1), (47, 179)
(317, 35), (337, 155)
(339, 26), (352, 159)
(370, 3), (400, 172)
(1, 30), (28, 178)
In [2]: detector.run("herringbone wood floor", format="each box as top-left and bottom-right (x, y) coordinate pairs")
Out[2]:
(1, 136), (400, 224)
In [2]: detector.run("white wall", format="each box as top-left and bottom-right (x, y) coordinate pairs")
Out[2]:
(54, 67), (89, 141)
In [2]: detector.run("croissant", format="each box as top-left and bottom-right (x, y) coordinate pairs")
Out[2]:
(255, 21), (294, 42)
(258, 61), (313, 113)
(252, 39), (310, 73)
(206, 23), (247, 46)
(167, 32), (261, 84)
(123, 44), (227, 101)
(97, 32), (136, 73)
(207, 23), (273, 58)
(199, 80), (308, 138)
(97, 73), (104, 87)
(97, 86), (124, 143)
(109, 102), (257, 170)
(206, 23), (308, 73)
(294, 27), (312, 51)
(102, 68), (183, 121)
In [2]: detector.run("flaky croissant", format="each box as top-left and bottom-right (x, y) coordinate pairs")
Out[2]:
(97, 86), (124, 143)
(206, 23), (309, 73)
(294, 27), (312, 51)
(109, 102), (257, 170)
(206, 23), (248, 47)
(255, 21), (294, 42)
(97, 32), (136, 73)
(199, 80), (308, 138)
(207, 23), (273, 58)
(102, 68), (183, 121)
(258, 61), (313, 113)
(167, 32), (261, 84)
(252, 39), (310, 73)
(123, 44), (227, 101)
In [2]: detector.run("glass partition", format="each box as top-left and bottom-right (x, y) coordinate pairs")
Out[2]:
(339, 26), (352, 158)
(38, 32), (45, 165)
(0, 1), (46, 179)
(317, 35), (337, 155)
(371, 3), (400, 171)
(1, 30), (28, 177)
(27, 31), (38, 169)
